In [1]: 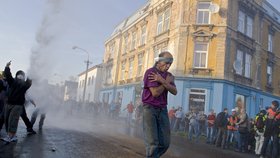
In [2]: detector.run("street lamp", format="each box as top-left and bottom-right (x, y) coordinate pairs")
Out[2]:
(72, 46), (92, 103)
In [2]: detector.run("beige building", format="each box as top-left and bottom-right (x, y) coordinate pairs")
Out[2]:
(100, 0), (280, 117)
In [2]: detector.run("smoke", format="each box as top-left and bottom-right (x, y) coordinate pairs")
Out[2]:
(26, 0), (72, 130)
(26, 0), (106, 133)
(24, 0), (140, 140)
(28, 0), (63, 82)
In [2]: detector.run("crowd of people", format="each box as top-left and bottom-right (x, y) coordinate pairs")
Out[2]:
(168, 101), (280, 158)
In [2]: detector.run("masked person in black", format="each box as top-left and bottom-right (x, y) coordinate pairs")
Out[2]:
(1, 61), (33, 143)
(0, 71), (8, 134)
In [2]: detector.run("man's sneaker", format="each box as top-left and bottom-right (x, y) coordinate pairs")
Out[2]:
(1, 136), (11, 143)
(27, 129), (37, 135)
(10, 136), (17, 142)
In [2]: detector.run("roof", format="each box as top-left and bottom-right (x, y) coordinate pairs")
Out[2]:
(263, 0), (280, 25)
(109, 2), (150, 38)
(78, 63), (103, 76)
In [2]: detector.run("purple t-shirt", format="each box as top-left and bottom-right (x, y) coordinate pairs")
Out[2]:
(142, 67), (176, 108)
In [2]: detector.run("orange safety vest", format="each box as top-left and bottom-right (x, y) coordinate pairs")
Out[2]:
(227, 116), (237, 131)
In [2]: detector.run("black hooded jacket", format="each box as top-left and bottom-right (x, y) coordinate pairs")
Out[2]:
(4, 66), (31, 105)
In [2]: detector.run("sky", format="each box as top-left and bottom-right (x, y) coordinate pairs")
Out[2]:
(0, 0), (147, 83)
(0, 0), (279, 84)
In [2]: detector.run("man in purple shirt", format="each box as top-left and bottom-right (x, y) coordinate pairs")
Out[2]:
(142, 51), (177, 158)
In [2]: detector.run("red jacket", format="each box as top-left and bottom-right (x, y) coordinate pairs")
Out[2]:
(227, 115), (238, 131)
(168, 109), (175, 119)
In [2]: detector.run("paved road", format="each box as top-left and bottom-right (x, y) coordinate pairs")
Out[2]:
(0, 115), (256, 158)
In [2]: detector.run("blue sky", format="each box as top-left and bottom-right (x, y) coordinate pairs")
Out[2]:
(0, 0), (147, 83)
(0, 0), (279, 83)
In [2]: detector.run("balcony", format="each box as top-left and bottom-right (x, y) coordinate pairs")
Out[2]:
(266, 83), (273, 93)
(235, 31), (255, 50)
(135, 76), (143, 82)
(153, 30), (169, 45)
(118, 80), (126, 85)
(126, 78), (133, 83)
(189, 68), (213, 76)
(267, 52), (276, 63)
(192, 24), (214, 31)
(233, 74), (253, 86)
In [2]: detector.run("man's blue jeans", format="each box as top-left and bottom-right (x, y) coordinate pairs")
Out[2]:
(206, 126), (214, 143)
(143, 105), (170, 158)
(188, 124), (199, 142)
(226, 130), (238, 148)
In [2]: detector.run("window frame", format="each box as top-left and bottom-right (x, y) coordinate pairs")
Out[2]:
(268, 33), (273, 52)
(196, 2), (211, 24)
(193, 42), (209, 68)
(140, 25), (147, 46)
(123, 36), (128, 54)
(267, 65), (272, 85)
(131, 31), (137, 50)
(121, 61), (126, 80)
(238, 10), (253, 38)
(236, 49), (252, 78)
(137, 53), (143, 76)
(128, 58), (134, 79)
(157, 8), (171, 35)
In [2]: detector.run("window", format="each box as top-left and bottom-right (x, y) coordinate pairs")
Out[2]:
(193, 43), (208, 68)
(189, 89), (206, 112)
(236, 49), (252, 78)
(245, 53), (251, 78)
(235, 94), (246, 110)
(238, 10), (253, 38)
(157, 14), (163, 35)
(121, 61), (126, 80)
(91, 76), (95, 85)
(260, 98), (264, 109)
(109, 43), (115, 55)
(196, 2), (211, 24)
(128, 58), (134, 79)
(154, 47), (167, 62)
(106, 66), (112, 83)
(238, 11), (245, 33)
(137, 54), (143, 76)
(157, 8), (171, 35)
(164, 9), (170, 31)
(267, 65), (272, 85)
(116, 91), (123, 104)
(268, 33), (273, 52)
(246, 17), (253, 37)
(123, 36), (128, 54)
(236, 50), (243, 75)
(131, 32), (136, 50)
(88, 77), (91, 85)
(140, 25), (147, 46)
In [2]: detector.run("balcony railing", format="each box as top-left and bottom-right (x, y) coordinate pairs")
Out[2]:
(189, 68), (213, 76)
(233, 74), (253, 86)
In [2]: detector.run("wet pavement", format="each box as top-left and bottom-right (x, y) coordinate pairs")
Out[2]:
(0, 115), (257, 158)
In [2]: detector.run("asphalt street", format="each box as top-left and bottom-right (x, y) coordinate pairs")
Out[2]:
(0, 114), (257, 158)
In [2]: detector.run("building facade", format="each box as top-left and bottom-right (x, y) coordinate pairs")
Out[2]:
(77, 64), (103, 103)
(63, 81), (78, 101)
(100, 0), (280, 117)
